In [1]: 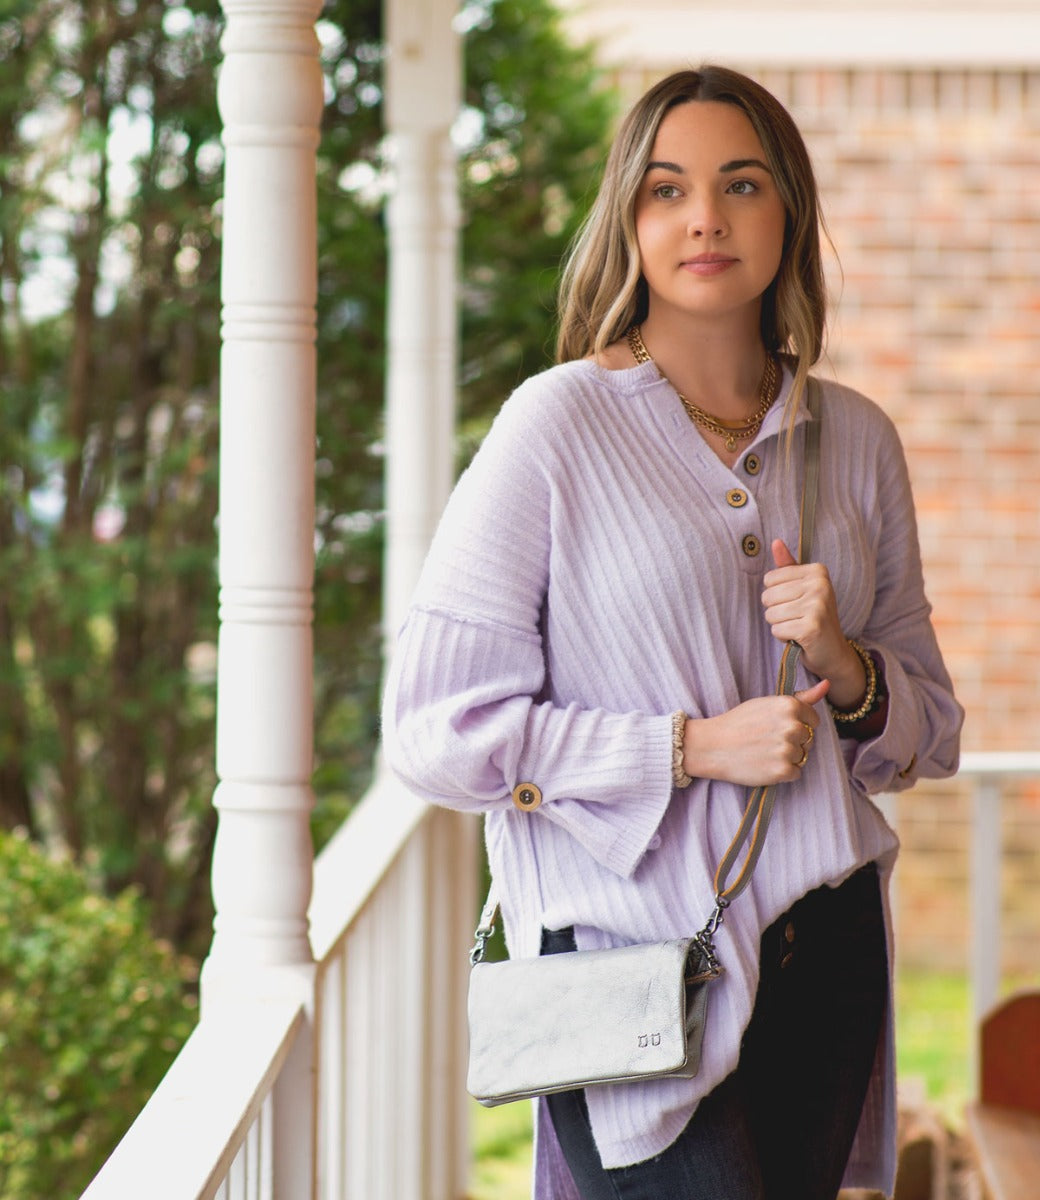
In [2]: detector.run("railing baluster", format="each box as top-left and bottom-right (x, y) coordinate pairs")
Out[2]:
(244, 1111), (260, 1199)
(971, 775), (1003, 1037)
(316, 949), (345, 1198)
(228, 1143), (245, 1200)
(259, 1093), (274, 1200)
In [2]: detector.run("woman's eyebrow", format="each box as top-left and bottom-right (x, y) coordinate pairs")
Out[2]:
(644, 157), (773, 175)
(720, 158), (772, 174)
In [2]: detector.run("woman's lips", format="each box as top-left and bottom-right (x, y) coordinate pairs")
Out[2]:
(682, 255), (738, 276)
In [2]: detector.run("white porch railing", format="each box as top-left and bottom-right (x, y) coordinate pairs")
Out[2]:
(309, 773), (477, 1199)
(80, 772), (477, 1200)
(879, 750), (1040, 1065)
(958, 752), (1040, 1034)
(80, 999), (303, 1200)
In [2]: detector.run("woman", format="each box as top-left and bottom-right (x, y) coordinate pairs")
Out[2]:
(382, 66), (962, 1200)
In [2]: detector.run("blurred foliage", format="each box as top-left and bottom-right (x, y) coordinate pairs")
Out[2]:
(0, 0), (226, 958)
(458, 0), (614, 440)
(0, 828), (197, 1200)
(0, 0), (614, 949)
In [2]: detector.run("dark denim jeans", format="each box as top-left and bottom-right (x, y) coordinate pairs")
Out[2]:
(542, 863), (888, 1200)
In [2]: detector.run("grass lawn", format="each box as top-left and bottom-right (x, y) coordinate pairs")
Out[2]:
(468, 967), (1034, 1200)
(469, 1099), (534, 1200)
(893, 967), (973, 1126)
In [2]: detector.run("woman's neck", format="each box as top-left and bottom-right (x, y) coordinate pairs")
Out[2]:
(635, 313), (768, 421)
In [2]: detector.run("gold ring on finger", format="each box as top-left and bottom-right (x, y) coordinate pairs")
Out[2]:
(801, 722), (814, 745)
(795, 747), (809, 768)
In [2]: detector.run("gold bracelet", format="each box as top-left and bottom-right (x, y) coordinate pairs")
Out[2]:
(671, 710), (693, 788)
(828, 639), (878, 723)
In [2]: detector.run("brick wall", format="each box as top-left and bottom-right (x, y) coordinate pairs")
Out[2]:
(610, 64), (1040, 973)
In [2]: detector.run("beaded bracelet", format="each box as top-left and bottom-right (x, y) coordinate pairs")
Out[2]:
(828, 639), (879, 723)
(671, 710), (693, 788)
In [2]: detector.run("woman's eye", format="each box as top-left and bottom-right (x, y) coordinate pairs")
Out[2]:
(727, 179), (758, 195)
(652, 183), (682, 200)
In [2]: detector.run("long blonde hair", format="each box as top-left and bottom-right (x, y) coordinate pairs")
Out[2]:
(556, 67), (828, 423)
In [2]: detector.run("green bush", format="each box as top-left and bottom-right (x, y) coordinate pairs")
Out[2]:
(0, 830), (198, 1199)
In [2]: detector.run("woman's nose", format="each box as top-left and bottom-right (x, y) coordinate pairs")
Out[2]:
(686, 199), (727, 239)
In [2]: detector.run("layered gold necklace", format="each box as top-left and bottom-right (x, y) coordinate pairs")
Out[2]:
(626, 325), (779, 452)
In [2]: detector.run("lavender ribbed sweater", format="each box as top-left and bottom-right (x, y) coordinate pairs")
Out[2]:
(381, 359), (962, 1199)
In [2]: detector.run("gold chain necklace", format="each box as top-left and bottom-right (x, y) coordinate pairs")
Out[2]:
(626, 325), (779, 452)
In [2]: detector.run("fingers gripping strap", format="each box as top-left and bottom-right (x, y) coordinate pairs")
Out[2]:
(775, 638), (806, 698)
(712, 643), (802, 901)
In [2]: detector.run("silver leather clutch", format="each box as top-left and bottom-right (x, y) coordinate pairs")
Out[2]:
(467, 936), (716, 1106)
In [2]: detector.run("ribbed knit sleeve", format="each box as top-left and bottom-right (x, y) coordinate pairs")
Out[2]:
(381, 366), (675, 878)
(821, 403), (962, 791)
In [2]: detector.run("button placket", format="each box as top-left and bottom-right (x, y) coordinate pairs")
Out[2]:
(713, 475), (765, 571)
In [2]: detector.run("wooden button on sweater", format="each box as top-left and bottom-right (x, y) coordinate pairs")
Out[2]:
(512, 783), (542, 811)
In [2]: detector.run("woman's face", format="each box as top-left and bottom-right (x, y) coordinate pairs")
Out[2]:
(633, 100), (787, 331)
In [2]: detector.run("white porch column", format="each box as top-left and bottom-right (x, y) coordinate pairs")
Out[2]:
(203, 0), (323, 1192)
(207, 0), (321, 987)
(382, 0), (462, 644)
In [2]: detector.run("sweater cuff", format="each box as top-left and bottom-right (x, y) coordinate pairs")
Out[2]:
(845, 646), (922, 789)
(521, 711), (675, 879)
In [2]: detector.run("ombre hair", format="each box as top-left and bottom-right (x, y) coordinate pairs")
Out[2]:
(556, 66), (828, 425)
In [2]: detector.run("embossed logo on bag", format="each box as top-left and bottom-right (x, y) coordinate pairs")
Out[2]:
(637, 1033), (662, 1048)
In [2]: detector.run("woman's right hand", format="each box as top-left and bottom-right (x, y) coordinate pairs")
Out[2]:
(681, 679), (829, 786)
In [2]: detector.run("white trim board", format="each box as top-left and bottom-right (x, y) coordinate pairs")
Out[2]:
(562, 11), (1040, 69)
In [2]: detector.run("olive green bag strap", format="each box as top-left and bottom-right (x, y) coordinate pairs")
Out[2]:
(701, 377), (822, 949)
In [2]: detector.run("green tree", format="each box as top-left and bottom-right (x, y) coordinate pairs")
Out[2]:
(0, 829), (197, 1200)
(0, 0), (224, 956)
(459, 0), (614, 434)
(0, 0), (615, 947)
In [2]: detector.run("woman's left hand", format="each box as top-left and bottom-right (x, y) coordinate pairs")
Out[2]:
(762, 539), (866, 709)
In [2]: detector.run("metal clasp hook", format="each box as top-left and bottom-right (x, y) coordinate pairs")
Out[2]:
(469, 919), (495, 965)
(704, 894), (729, 938)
